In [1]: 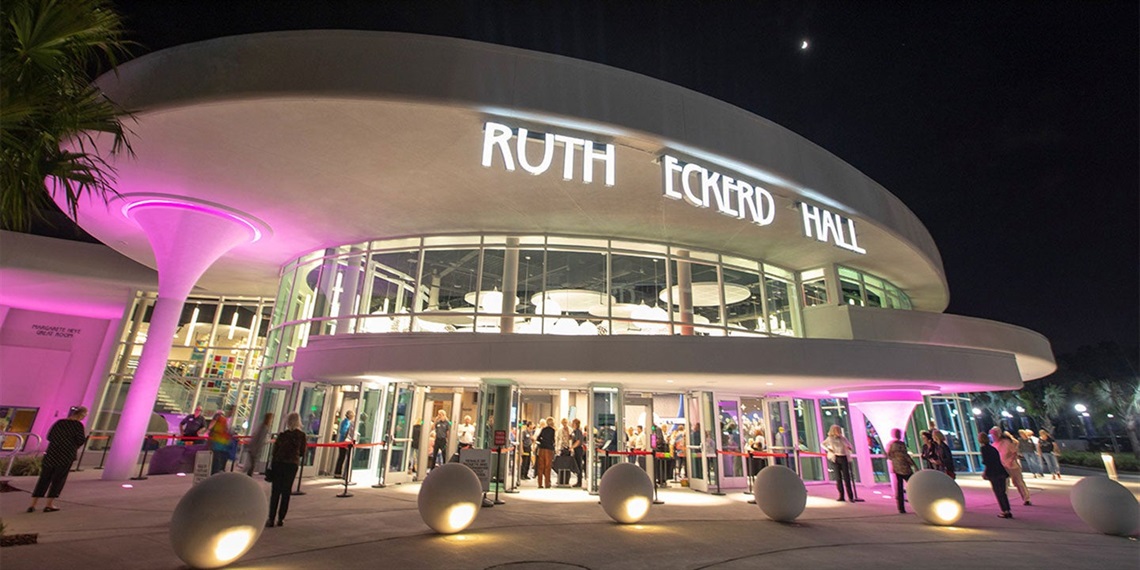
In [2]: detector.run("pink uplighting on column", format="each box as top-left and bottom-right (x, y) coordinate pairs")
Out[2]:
(101, 195), (269, 480)
(843, 388), (929, 446)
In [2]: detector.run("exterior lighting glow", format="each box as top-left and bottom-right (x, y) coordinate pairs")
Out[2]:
(1001, 411), (1012, 418)
(212, 526), (255, 564)
(624, 497), (650, 521)
(446, 503), (478, 531)
(1016, 406), (1025, 413)
(933, 499), (963, 523)
(599, 463), (655, 524)
(971, 408), (982, 416)
(418, 463), (483, 534)
(1074, 404), (1088, 413)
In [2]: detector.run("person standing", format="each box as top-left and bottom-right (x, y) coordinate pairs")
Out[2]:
(822, 425), (856, 503)
(979, 432), (1013, 518)
(932, 430), (955, 479)
(409, 420), (422, 475)
(919, 430), (938, 470)
(457, 415), (476, 449)
(1018, 430), (1043, 478)
(571, 418), (585, 488)
(885, 428), (916, 514)
(1038, 430), (1061, 479)
(535, 417), (556, 489)
(245, 412), (274, 476)
(267, 412), (307, 528)
(519, 421), (534, 480)
(992, 428), (1031, 505)
(429, 410), (450, 470)
(27, 406), (88, 513)
(555, 418), (572, 485)
(178, 407), (207, 445)
(332, 409), (355, 478)
(207, 409), (234, 474)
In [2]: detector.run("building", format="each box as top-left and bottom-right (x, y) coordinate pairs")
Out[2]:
(0, 31), (1054, 489)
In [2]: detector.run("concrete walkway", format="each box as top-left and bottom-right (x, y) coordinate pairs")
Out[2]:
(1, 468), (1136, 569)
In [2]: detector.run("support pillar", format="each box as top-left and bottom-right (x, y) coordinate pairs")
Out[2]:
(101, 197), (267, 480)
(845, 388), (926, 487)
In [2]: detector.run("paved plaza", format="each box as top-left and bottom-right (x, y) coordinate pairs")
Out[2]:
(1, 465), (1137, 569)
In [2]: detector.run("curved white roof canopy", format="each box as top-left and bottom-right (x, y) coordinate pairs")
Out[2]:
(67, 31), (948, 309)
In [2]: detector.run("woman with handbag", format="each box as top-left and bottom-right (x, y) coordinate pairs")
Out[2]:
(267, 412), (307, 528)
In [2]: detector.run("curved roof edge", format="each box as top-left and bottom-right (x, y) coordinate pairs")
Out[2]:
(95, 30), (949, 310)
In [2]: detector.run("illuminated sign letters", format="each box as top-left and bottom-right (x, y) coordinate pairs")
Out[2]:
(800, 203), (866, 254)
(481, 121), (615, 186)
(660, 155), (775, 226)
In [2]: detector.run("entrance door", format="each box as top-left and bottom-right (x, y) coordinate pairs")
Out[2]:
(766, 398), (795, 472)
(587, 385), (622, 494)
(377, 382), (415, 486)
(624, 395), (656, 486)
(715, 397), (747, 488)
(350, 384), (384, 485)
(250, 383), (290, 472)
(295, 382), (330, 472)
(418, 389), (462, 474)
(686, 391), (718, 493)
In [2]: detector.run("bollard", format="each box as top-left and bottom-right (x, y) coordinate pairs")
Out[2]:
(336, 445), (353, 498)
(132, 447), (151, 481)
(96, 436), (111, 470)
(292, 460), (307, 496)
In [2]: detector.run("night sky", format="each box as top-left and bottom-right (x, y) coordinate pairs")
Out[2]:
(102, 0), (1137, 355)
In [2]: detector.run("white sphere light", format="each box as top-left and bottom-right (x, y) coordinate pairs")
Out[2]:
(598, 462), (655, 524)
(417, 463), (483, 534)
(907, 470), (966, 526)
(753, 465), (807, 522)
(1070, 476), (1140, 536)
(169, 472), (269, 569)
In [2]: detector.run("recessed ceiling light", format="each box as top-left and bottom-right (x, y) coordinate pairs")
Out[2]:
(666, 380), (674, 383)
(765, 382), (774, 386)
(559, 377), (567, 381)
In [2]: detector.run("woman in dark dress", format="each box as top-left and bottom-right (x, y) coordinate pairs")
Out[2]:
(27, 406), (88, 513)
(267, 412), (307, 527)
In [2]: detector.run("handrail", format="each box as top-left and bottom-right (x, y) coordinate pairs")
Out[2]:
(1, 433), (28, 477)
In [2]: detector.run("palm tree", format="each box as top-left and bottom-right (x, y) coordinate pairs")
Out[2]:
(1041, 384), (1066, 435)
(1094, 378), (1140, 459)
(1, 0), (132, 231)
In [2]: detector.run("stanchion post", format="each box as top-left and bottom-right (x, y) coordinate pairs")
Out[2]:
(131, 447), (150, 481)
(746, 452), (757, 504)
(493, 448), (505, 505)
(711, 452), (724, 496)
(506, 446), (519, 494)
(292, 460), (307, 496)
(96, 436), (110, 470)
(372, 443), (388, 488)
(336, 444), (353, 498)
(73, 441), (89, 472)
(652, 453), (664, 505)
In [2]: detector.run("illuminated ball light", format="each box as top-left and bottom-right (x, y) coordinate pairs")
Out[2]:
(598, 462), (654, 524)
(170, 472), (269, 569)
(417, 463), (483, 534)
(1070, 476), (1140, 537)
(754, 465), (806, 522)
(907, 470), (965, 526)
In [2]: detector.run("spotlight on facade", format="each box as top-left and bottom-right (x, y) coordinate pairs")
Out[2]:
(170, 472), (268, 569)
(907, 470), (965, 526)
(1070, 476), (1140, 536)
(417, 463), (483, 534)
(754, 465), (807, 522)
(598, 462), (655, 524)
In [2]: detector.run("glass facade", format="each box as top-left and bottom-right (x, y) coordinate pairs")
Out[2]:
(264, 235), (811, 378)
(837, 266), (913, 309)
(94, 291), (275, 436)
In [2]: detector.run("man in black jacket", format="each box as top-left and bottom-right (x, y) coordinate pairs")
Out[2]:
(979, 432), (1012, 519)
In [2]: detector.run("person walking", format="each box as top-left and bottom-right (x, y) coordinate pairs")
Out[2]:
(429, 410), (450, 470)
(571, 418), (586, 488)
(333, 409), (355, 478)
(932, 430), (955, 479)
(823, 425), (857, 502)
(535, 417), (556, 489)
(27, 406), (88, 513)
(207, 409), (234, 474)
(979, 432), (1013, 518)
(885, 428), (916, 514)
(1038, 430), (1061, 479)
(1018, 430), (1043, 478)
(992, 428), (1031, 505)
(245, 412), (273, 476)
(178, 407), (207, 445)
(267, 412), (307, 528)
(519, 421), (534, 480)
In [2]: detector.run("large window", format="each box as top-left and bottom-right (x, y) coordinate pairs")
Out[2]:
(265, 235), (806, 375)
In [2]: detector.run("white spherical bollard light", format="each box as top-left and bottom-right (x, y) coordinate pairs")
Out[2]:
(417, 463), (484, 534)
(754, 465), (807, 522)
(170, 472), (269, 569)
(598, 462), (655, 524)
(907, 470), (965, 526)
(1071, 476), (1140, 537)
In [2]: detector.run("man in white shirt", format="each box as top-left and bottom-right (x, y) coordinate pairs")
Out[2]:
(457, 415), (476, 449)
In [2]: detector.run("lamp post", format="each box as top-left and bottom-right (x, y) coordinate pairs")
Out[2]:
(1105, 414), (1121, 453)
(1074, 404), (1093, 450)
(1015, 406), (1028, 430)
(1000, 410), (1013, 433)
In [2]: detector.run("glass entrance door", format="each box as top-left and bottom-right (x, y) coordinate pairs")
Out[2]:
(766, 398), (795, 471)
(588, 385), (621, 494)
(716, 397), (746, 488)
(250, 383), (289, 473)
(295, 382), (330, 473)
(686, 391), (718, 493)
(624, 395), (656, 486)
(793, 398), (824, 481)
(350, 384), (384, 484)
(377, 382), (415, 486)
